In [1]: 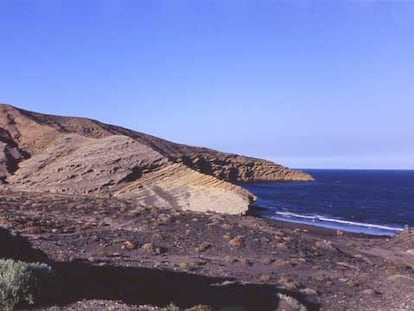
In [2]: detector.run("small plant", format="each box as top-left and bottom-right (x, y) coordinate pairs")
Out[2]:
(277, 293), (307, 311)
(0, 259), (54, 310)
(185, 305), (214, 311)
(194, 242), (211, 254)
(166, 303), (180, 311)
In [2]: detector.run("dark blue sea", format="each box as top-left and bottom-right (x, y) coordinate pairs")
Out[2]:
(243, 170), (414, 236)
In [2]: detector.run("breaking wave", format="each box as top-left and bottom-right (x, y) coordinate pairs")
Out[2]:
(271, 211), (404, 235)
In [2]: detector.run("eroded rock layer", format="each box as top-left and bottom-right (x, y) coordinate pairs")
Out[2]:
(6, 134), (167, 195)
(115, 163), (255, 214)
(0, 103), (313, 214)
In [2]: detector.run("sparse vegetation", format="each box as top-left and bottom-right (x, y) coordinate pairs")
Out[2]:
(0, 259), (54, 310)
(277, 293), (307, 311)
(166, 303), (180, 311)
(135, 304), (214, 311)
(185, 305), (214, 311)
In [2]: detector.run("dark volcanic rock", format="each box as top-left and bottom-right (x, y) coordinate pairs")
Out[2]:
(0, 128), (27, 182)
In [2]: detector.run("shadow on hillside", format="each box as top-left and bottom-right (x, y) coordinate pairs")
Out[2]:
(49, 261), (284, 311)
(0, 228), (320, 310)
(0, 227), (47, 262)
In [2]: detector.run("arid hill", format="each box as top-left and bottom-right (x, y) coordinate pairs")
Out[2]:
(0, 104), (312, 215)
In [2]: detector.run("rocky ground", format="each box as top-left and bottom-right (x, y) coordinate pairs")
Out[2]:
(1, 190), (413, 311)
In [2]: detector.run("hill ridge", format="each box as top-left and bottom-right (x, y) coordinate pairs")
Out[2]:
(0, 103), (313, 183)
(0, 103), (313, 215)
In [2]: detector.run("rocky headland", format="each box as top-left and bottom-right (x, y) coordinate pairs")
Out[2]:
(0, 103), (312, 215)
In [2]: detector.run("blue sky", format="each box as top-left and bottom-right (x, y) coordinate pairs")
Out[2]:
(1, 0), (413, 169)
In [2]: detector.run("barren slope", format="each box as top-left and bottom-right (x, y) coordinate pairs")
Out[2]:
(0, 104), (313, 182)
(5, 133), (254, 214)
(0, 103), (312, 214)
(0, 104), (260, 214)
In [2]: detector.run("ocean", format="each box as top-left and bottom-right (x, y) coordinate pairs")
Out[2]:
(243, 169), (414, 236)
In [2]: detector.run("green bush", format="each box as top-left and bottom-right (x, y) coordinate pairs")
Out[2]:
(0, 259), (54, 310)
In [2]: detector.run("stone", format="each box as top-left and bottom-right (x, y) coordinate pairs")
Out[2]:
(229, 236), (244, 248)
(194, 242), (211, 254)
(123, 240), (137, 250)
(141, 243), (155, 254)
(259, 274), (272, 282)
(158, 214), (173, 224)
(22, 226), (42, 234)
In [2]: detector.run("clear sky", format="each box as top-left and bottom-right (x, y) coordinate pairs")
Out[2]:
(1, 0), (413, 169)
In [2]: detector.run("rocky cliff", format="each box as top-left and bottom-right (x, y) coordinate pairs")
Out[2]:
(0, 104), (313, 214)
(0, 127), (27, 182)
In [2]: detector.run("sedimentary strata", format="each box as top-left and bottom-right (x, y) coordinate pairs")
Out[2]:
(0, 103), (312, 214)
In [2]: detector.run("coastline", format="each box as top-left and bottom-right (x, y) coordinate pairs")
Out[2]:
(249, 205), (393, 238)
(242, 170), (413, 237)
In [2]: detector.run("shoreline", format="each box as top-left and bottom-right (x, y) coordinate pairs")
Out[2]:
(249, 205), (401, 237)
(263, 216), (391, 239)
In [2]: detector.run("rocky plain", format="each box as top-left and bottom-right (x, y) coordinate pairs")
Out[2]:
(0, 104), (413, 311)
